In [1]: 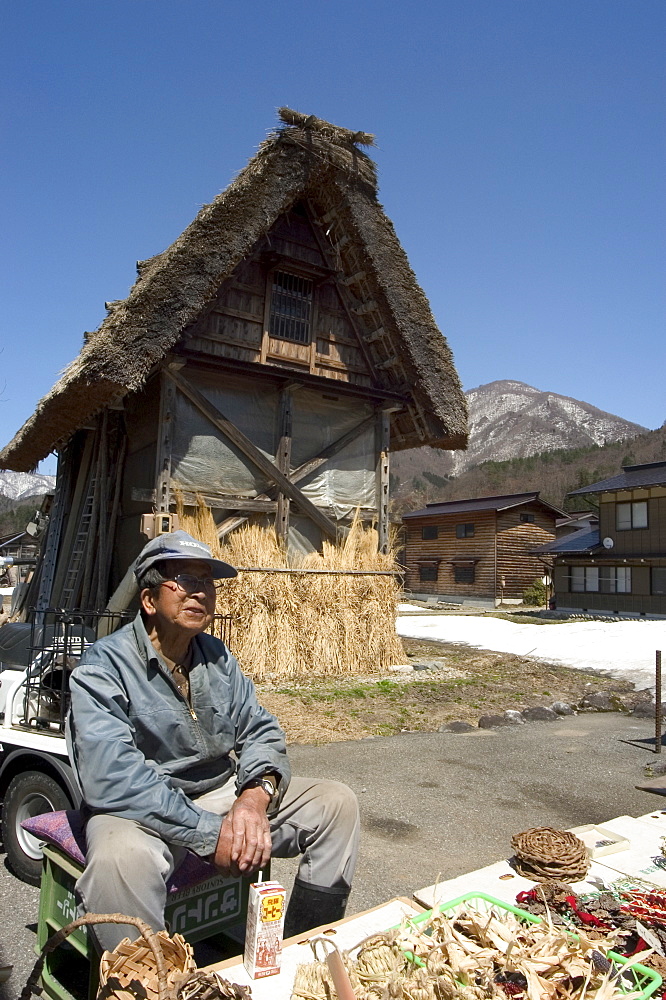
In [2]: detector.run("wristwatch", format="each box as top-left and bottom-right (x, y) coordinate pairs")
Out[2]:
(244, 773), (279, 807)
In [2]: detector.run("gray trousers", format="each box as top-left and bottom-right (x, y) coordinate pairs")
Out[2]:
(76, 777), (359, 951)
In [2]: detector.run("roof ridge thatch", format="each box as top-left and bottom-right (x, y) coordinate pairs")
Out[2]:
(277, 107), (376, 147)
(0, 109), (467, 472)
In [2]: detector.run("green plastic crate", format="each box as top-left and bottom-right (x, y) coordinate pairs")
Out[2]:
(397, 891), (663, 1000)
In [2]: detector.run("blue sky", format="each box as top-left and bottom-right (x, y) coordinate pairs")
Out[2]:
(2, 1), (664, 475)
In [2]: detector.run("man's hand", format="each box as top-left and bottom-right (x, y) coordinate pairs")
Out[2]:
(212, 786), (272, 877)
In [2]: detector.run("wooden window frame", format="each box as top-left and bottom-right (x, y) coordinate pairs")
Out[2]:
(267, 269), (314, 346)
(570, 566), (599, 592)
(616, 500), (648, 531)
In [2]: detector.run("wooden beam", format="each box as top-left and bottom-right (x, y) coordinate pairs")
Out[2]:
(305, 200), (378, 380)
(376, 408), (390, 554)
(36, 446), (72, 611)
(132, 488), (280, 512)
(164, 367), (339, 540)
(155, 373), (175, 514)
(289, 413), (375, 483)
(216, 412), (377, 540)
(276, 387), (294, 543)
(177, 350), (409, 404)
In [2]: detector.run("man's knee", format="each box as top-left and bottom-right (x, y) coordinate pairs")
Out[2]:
(313, 780), (359, 833)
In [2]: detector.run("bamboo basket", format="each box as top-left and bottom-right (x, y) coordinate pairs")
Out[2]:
(20, 913), (250, 1000)
(98, 925), (195, 1000)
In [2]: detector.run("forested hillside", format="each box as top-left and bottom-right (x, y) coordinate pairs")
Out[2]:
(392, 423), (666, 514)
(0, 498), (40, 538)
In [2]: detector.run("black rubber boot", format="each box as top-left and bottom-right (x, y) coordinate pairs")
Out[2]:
(284, 878), (350, 937)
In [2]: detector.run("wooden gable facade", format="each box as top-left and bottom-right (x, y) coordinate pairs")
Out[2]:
(0, 110), (467, 615)
(403, 493), (563, 605)
(188, 202), (375, 383)
(546, 462), (666, 617)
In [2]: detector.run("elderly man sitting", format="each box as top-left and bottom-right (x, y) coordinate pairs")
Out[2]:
(68, 530), (359, 952)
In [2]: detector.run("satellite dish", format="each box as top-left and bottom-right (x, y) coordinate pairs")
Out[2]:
(602, 537), (614, 549)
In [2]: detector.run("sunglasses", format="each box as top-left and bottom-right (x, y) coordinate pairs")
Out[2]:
(163, 574), (221, 597)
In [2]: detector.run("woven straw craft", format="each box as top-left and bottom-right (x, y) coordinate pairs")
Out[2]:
(511, 827), (590, 882)
(98, 928), (195, 1000)
(19, 913), (251, 1000)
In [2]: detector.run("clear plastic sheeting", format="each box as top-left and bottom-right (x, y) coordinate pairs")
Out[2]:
(287, 513), (323, 556)
(291, 388), (376, 521)
(169, 372), (377, 521)
(171, 372), (279, 497)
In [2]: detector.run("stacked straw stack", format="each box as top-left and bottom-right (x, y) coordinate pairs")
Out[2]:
(176, 495), (405, 681)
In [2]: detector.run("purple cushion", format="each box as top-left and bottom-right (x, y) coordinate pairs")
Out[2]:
(21, 810), (87, 866)
(21, 810), (218, 893)
(166, 851), (218, 894)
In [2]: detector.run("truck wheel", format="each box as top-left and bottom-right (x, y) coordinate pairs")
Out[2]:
(1, 770), (72, 885)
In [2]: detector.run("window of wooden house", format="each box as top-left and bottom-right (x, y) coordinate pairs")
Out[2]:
(454, 565), (475, 584)
(616, 501), (648, 530)
(421, 525), (438, 540)
(520, 512), (535, 523)
(455, 523), (475, 538)
(570, 566), (599, 592)
(269, 271), (313, 344)
(419, 564), (438, 582)
(600, 566), (632, 593)
(652, 568), (666, 595)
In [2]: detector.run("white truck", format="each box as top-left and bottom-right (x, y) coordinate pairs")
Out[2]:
(0, 615), (111, 884)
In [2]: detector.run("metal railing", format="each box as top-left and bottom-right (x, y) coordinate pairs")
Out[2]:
(19, 609), (233, 734)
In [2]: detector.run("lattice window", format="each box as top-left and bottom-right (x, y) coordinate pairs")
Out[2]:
(269, 271), (313, 344)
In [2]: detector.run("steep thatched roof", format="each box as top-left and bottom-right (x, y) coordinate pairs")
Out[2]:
(1, 108), (467, 471)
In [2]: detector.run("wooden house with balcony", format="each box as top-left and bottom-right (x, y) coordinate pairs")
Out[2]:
(536, 461), (666, 617)
(0, 109), (467, 614)
(402, 491), (564, 605)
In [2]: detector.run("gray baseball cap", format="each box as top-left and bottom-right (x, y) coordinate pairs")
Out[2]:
(134, 530), (237, 582)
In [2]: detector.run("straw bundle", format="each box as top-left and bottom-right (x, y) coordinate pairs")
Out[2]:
(176, 495), (405, 681)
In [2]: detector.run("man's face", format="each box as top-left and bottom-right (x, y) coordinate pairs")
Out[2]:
(141, 559), (217, 638)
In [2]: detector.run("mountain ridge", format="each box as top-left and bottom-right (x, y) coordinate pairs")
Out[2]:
(393, 380), (647, 489)
(0, 470), (56, 502)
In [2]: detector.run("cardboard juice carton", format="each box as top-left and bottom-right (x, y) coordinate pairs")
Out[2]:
(243, 880), (286, 979)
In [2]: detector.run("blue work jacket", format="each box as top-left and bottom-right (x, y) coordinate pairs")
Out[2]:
(67, 613), (290, 857)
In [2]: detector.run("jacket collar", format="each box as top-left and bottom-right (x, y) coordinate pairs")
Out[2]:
(131, 612), (202, 672)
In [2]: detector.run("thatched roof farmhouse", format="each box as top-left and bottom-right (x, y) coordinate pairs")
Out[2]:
(1, 109), (467, 612)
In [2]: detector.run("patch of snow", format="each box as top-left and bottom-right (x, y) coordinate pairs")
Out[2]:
(397, 602), (437, 614)
(0, 471), (55, 501)
(396, 614), (666, 692)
